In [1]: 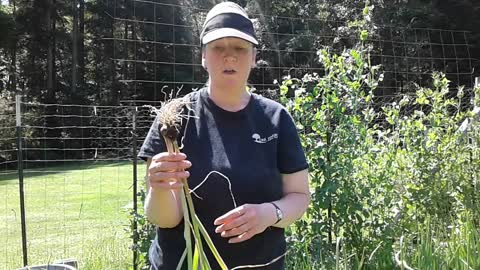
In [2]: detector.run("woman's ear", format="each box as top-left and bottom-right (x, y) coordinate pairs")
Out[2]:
(251, 48), (257, 68)
(201, 48), (207, 69)
(201, 48), (208, 70)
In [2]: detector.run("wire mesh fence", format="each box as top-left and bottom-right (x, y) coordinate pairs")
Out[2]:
(0, 98), (157, 269)
(99, 0), (478, 105)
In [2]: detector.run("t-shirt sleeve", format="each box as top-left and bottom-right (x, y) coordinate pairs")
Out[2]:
(138, 115), (166, 161)
(277, 109), (309, 174)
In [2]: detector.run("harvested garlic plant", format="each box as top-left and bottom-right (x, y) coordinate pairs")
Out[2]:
(151, 96), (228, 270)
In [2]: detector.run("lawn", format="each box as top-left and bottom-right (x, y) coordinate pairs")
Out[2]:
(0, 161), (146, 270)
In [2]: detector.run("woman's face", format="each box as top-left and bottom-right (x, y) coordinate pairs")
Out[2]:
(202, 37), (256, 87)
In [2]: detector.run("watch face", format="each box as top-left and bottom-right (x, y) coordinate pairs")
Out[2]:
(277, 208), (283, 220)
(271, 202), (283, 224)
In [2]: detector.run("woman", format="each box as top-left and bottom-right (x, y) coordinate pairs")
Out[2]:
(138, 2), (310, 269)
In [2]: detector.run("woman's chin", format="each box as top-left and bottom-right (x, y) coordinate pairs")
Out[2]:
(213, 76), (244, 87)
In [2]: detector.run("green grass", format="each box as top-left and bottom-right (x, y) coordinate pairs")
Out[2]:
(284, 215), (480, 270)
(401, 215), (480, 270)
(0, 161), (146, 270)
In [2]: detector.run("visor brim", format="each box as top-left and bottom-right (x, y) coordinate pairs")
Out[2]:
(202, 28), (258, 45)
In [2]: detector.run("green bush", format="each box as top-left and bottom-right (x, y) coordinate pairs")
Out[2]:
(127, 188), (155, 270)
(282, 42), (396, 269)
(280, 5), (480, 269)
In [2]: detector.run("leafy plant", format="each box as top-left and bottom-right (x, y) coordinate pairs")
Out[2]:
(127, 188), (156, 270)
(281, 4), (395, 268)
(280, 3), (480, 269)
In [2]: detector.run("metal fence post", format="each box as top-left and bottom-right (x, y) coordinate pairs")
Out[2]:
(16, 95), (28, 266)
(132, 107), (138, 270)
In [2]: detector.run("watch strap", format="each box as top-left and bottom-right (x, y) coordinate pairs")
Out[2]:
(270, 202), (283, 225)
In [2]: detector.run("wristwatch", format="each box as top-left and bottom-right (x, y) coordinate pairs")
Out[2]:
(270, 202), (284, 225)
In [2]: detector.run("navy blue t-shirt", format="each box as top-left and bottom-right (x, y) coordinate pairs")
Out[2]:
(138, 88), (308, 270)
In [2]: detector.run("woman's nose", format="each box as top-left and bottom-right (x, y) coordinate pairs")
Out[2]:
(224, 54), (237, 62)
(224, 49), (237, 62)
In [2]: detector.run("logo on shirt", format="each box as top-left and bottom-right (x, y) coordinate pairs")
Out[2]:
(252, 133), (278, 144)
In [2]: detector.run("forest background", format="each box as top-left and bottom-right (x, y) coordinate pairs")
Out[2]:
(0, 0), (480, 269)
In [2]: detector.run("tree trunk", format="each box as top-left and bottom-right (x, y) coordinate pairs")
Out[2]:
(122, 2), (128, 92)
(9, 0), (17, 93)
(52, 0), (56, 95)
(46, 0), (55, 104)
(78, 0), (85, 94)
(29, 47), (35, 98)
(28, 1), (38, 98)
(263, 0), (272, 16)
(109, 10), (118, 105)
(45, 0), (60, 151)
(72, 0), (78, 94)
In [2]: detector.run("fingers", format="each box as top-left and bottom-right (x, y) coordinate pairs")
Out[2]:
(219, 222), (251, 238)
(148, 171), (190, 186)
(214, 205), (246, 225)
(228, 231), (255, 244)
(149, 152), (191, 175)
(152, 160), (192, 172)
(150, 168), (191, 179)
(152, 152), (187, 162)
(215, 214), (247, 234)
(215, 207), (250, 232)
(151, 153), (191, 172)
(214, 204), (268, 244)
(148, 152), (191, 190)
(149, 179), (184, 190)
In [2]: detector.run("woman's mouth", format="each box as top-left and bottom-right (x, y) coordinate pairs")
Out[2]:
(223, 69), (237, 75)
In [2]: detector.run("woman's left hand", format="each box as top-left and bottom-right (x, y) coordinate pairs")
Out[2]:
(214, 203), (277, 244)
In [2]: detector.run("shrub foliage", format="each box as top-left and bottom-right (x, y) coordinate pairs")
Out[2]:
(281, 6), (480, 269)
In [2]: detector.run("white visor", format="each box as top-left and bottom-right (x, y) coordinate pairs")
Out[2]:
(202, 28), (259, 45)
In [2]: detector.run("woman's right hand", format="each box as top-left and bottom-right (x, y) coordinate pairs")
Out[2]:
(148, 152), (191, 190)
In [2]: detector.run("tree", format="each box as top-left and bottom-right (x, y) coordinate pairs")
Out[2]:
(78, 0), (85, 92)
(0, 3), (16, 93)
